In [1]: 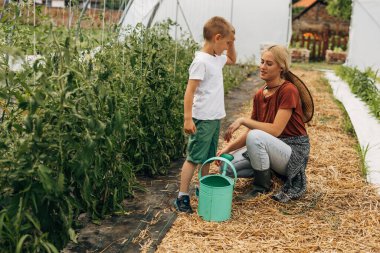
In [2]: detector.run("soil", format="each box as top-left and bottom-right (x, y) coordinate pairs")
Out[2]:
(63, 72), (263, 253)
(64, 159), (182, 253)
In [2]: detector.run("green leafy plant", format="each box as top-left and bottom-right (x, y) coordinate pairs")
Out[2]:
(0, 10), (197, 253)
(223, 63), (256, 93)
(336, 65), (380, 120)
(0, 3), (249, 251)
(357, 144), (369, 179)
(326, 0), (352, 21)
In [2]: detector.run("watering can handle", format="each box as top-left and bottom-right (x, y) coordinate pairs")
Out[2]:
(198, 157), (238, 185)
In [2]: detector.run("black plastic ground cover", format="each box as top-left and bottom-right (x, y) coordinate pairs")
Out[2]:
(64, 72), (262, 253)
(64, 159), (182, 253)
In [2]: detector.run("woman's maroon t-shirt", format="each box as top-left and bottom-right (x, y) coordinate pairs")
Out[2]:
(251, 81), (307, 138)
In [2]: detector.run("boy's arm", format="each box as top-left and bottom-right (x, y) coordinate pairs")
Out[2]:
(184, 79), (201, 134)
(226, 30), (236, 65)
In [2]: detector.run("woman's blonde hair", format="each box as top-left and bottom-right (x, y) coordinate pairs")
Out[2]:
(262, 45), (315, 123)
(262, 45), (291, 77)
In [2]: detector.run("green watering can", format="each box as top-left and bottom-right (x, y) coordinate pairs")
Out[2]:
(197, 154), (237, 222)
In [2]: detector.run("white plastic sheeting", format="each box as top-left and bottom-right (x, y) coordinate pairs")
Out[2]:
(325, 70), (380, 194)
(119, 0), (292, 63)
(346, 0), (380, 72)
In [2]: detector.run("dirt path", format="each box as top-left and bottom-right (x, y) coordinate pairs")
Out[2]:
(156, 68), (380, 253)
(221, 70), (263, 133)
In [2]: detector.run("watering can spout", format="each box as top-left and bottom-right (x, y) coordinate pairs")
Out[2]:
(220, 153), (234, 161)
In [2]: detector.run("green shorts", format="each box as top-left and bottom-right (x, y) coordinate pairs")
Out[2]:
(187, 119), (220, 164)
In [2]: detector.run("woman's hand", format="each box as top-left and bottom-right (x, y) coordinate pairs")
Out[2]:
(224, 117), (243, 142)
(215, 148), (230, 166)
(184, 119), (196, 134)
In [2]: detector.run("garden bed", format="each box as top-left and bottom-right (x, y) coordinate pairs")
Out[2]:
(290, 48), (310, 63)
(325, 50), (347, 64)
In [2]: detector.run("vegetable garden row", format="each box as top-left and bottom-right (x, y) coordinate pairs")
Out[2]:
(0, 4), (253, 252)
(336, 66), (380, 120)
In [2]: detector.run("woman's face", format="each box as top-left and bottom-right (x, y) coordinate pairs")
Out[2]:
(260, 51), (282, 81)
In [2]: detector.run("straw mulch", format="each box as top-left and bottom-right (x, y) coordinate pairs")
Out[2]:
(155, 68), (380, 253)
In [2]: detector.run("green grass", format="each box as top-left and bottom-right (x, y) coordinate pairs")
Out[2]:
(335, 65), (380, 120)
(321, 76), (368, 179)
(335, 99), (356, 137)
(223, 64), (257, 93)
(357, 144), (369, 179)
(292, 62), (341, 71)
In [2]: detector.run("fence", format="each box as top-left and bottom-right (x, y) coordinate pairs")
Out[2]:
(0, 1), (122, 28)
(42, 6), (122, 28)
(291, 31), (349, 61)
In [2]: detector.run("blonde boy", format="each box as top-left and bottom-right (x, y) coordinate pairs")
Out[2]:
(174, 16), (236, 213)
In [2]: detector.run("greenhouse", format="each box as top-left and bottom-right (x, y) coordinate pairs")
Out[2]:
(0, 0), (379, 252)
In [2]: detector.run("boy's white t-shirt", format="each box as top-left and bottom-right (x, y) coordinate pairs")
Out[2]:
(188, 51), (228, 120)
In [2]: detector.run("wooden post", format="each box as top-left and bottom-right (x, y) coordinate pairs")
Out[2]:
(331, 33), (336, 50)
(337, 36), (342, 47)
(306, 36), (311, 50)
(343, 36), (348, 51)
(311, 34), (316, 60)
(322, 24), (330, 60)
(291, 33), (295, 46)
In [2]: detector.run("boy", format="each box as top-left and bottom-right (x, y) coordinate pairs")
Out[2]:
(174, 16), (236, 213)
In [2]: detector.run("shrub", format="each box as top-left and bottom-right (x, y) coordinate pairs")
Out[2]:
(0, 18), (197, 252)
(336, 65), (380, 120)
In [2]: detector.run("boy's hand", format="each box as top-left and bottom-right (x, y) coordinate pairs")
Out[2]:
(228, 25), (236, 45)
(184, 119), (196, 134)
(226, 29), (236, 65)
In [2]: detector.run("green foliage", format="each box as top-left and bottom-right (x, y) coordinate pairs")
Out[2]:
(357, 144), (369, 178)
(223, 64), (256, 93)
(336, 66), (380, 120)
(0, 5), (198, 251)
(326, 0), (352, 21)
(292, 7), (305, 18)
(104, 0), (128, 10)
(334, 98), (356, 137)
(0, 3), (248, 252)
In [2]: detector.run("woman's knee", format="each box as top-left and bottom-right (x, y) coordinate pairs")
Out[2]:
(246, 129), (267, 147)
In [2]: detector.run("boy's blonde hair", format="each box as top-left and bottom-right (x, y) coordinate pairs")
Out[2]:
(263, 45), (291, 76)
(203, 16), (232, 41)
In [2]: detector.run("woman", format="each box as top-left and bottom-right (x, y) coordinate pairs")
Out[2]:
(217, 45), (314, 203)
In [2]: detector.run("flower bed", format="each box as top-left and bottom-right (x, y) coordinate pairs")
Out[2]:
(325, 49), (347, 64)
(290, 48), (310, 63)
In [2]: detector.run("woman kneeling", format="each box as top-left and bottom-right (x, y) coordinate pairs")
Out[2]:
(217, 45), (314, 203)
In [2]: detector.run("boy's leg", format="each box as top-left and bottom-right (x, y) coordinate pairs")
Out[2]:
(175, 160), (197, 213)
(179, 160), (198, 194)
(178, 147), (212, 195)
(200, 163), (210, 176)
(184, 119), (218, 184)
(174, 119), (217, 213)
